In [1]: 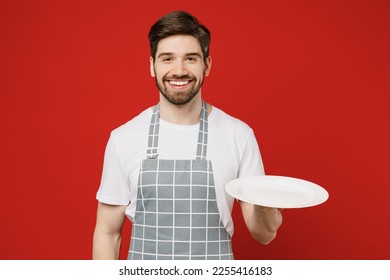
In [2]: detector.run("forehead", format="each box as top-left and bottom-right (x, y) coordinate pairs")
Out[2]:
(156, 35), (203, 57)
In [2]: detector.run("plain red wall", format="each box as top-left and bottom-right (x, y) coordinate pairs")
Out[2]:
(1, 0), (389, 259)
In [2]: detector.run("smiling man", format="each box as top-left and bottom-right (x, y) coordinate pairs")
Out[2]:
(152, 35), (209, 106)
(93, 11), (282, 260)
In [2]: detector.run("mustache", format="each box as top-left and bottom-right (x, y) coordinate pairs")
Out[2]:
(163, 74), (195, 80)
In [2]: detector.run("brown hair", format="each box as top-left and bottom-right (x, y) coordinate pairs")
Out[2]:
(148, 11), (210, 62)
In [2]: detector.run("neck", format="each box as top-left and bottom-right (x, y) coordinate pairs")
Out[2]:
(159, 94), (203, 125)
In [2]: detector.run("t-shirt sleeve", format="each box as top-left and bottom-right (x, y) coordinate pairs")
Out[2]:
(238, 129), (265, 178)
(96, 133), (131, 205)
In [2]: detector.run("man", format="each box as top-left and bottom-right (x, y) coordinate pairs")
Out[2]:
(93, 11), (282, 260)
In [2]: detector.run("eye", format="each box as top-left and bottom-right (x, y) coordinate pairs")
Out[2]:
(162, 57), (172, 63)
(186, 56), (198, 62)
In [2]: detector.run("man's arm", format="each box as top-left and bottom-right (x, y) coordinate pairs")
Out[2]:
(239, 200), (283, 245)
(92, 202), (127, 259)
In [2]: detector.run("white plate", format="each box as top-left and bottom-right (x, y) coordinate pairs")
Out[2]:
(225, 175), (329, 208)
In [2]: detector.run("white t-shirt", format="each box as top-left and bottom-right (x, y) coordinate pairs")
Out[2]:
(96, 105), (264, 236)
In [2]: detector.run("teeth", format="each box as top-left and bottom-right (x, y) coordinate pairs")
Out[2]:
(169, 80), (189, 86)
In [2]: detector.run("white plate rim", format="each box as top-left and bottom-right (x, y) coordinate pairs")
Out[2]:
(225, 175), (329, 208)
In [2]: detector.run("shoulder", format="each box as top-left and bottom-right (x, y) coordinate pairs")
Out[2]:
(208, 105), (256, 155)
(209, 105), (253, 135)
(109, 107), (152, 144)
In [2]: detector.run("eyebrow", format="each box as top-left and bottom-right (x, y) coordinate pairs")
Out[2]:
(157, 52), (203, 58)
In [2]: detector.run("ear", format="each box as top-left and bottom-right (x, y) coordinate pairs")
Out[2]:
(150, 56), (155, 77)
(204, 56), (212, 77)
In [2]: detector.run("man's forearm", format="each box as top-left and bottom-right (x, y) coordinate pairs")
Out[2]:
(248, 205), (283, 245)
(92, 231), (122, 260)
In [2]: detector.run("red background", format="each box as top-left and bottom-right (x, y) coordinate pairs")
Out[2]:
(1, 0), (389, 260)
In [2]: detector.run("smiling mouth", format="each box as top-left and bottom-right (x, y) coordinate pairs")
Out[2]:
(167, 80), (191, 86)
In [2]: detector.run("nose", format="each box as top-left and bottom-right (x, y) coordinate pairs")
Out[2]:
(171, 60), (188, 77)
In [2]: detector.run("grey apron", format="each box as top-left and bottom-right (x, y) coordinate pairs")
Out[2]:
(128, 101), (233, 260)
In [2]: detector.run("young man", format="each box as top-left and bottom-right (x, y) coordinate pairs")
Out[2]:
(93, 11), (282, 260)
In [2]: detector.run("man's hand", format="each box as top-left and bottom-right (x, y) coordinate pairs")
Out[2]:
(239, 201), (283, 244)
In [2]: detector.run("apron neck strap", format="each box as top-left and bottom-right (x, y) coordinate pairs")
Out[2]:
(146, 100), (209, 160)
(196, 100), (208, 160)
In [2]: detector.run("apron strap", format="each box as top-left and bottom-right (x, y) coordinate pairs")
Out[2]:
(146, 104), (160, 159)
(196, 100), (208, 160)
(146, 100), (209, 160)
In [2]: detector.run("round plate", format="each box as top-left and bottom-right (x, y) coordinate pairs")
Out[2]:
(225, 175), (329, 208)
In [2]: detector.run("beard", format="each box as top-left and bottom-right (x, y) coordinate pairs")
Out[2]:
(155, 73), (204, 106)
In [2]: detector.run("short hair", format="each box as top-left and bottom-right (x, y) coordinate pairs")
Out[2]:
(148, 11), (211, 62)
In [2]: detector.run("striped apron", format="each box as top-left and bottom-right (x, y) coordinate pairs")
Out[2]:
(128, 101), (233, 260)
